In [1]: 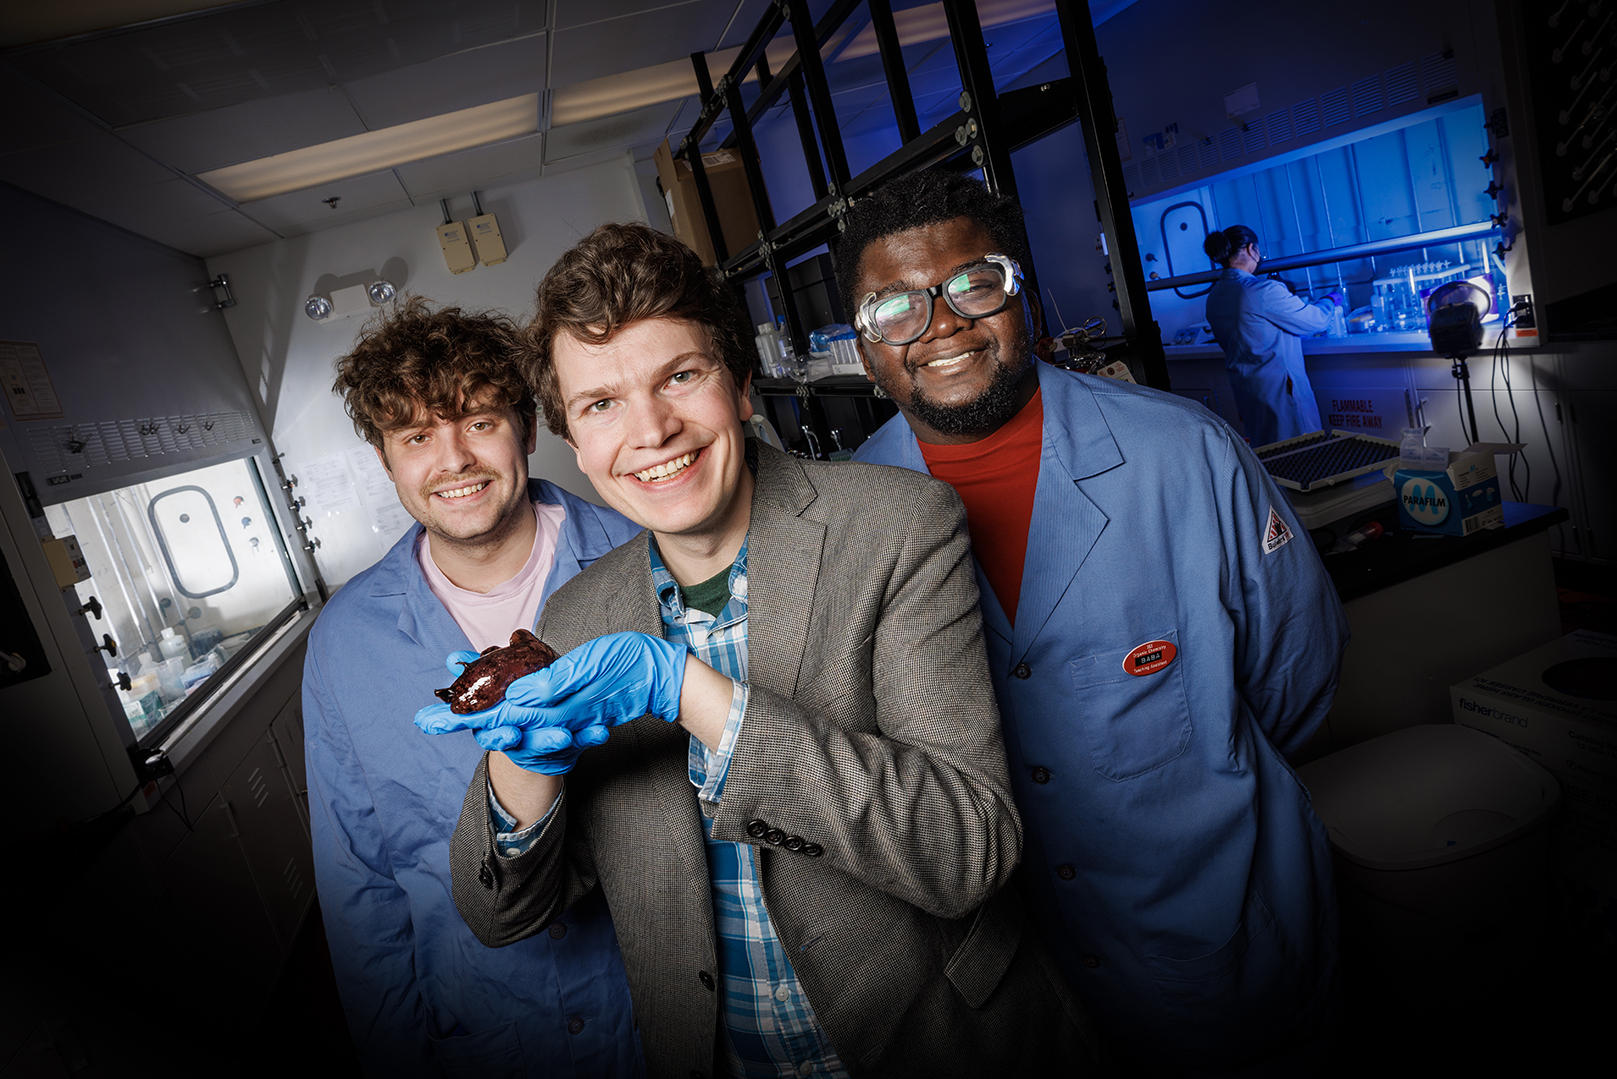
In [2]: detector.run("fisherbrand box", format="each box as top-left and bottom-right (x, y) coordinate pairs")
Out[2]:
(1453, 632), (1617, 891)
(1451, 631), (1617, 784)
(1392, 444), (1505, 536)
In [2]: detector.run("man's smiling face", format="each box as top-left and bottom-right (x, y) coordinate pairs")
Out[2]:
(854, 215), (1040, 444)
(376, 395), (536, 555)
(554, 317), (754, 557)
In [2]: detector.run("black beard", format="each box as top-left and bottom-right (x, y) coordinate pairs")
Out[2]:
(891, 344), (1034, 438)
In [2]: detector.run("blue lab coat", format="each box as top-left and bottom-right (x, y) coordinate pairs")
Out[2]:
(855, 366), (1349, 1068)
(1205, 267), (1332, 446)
(304, 479), (645, 1078)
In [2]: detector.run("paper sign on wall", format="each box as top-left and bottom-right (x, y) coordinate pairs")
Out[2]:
(0, 341), (66, 420)
(345, 444), (416, 540)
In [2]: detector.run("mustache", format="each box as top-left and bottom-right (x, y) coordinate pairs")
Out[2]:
(421, 472), (499, 499)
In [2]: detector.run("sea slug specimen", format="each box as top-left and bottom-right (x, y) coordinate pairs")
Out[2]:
(435, 629), (560, 714)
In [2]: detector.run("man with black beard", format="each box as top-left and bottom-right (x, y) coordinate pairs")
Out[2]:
(848, 168), (1350, 1077)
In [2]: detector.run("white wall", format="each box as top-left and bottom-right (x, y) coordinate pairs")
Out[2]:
(205, 153), (651, 588)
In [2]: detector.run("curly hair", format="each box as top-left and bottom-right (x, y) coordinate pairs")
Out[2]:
(525, 222), (752, 439)
(836, 167), (1030, 321)
(332, 295), (534, 448)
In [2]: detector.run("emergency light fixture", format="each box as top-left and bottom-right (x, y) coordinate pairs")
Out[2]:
(305, 278), (398, 322)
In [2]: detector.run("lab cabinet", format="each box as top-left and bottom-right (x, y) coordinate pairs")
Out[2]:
(130, 628), (313, 1026)
(219, 707), (313, 953)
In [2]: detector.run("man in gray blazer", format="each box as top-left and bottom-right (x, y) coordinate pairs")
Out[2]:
(415, 223), (1099, 1078)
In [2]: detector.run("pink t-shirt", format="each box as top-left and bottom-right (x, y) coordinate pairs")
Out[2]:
(417, 500), (567, 652)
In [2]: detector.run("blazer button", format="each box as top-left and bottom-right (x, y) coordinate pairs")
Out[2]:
(783, 835), (805, 852)
(746, 819), (768, 838)
(699, 970), (715, 990)
(567, 1016), (585, 1035)
(478, 863), (495, 890)
(802, 843), (824, 857)
(548, 923), (567, 939)
(1013, 662), (1032, 679)
(764, 828), (786, 845)
(1082, 954), (1101, 969)
(1030, 766), (1051, 784)
(1056, 863), (1076, 880)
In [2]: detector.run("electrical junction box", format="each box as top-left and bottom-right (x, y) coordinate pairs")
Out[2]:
(328, 284), (371, 320)
(437, 221), (477, 274)
(41, 534), (90, 588)
(468, 214), (507, 265)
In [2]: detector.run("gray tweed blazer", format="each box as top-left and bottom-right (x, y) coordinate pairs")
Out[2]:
(450, 441), (1099, 1078)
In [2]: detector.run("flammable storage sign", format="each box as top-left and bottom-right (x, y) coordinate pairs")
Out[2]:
(1321, 389), (1406, 434)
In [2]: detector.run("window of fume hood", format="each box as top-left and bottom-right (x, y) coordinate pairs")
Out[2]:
(1133, 98), (1504, 350)
(44, 455), (303, 743)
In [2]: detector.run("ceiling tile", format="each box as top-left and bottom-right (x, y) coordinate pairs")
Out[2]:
(0, 67), (106, 152)
(544, 100), (682, 163)
(343, 33), (546, 130)
(274, 198), (414, 237)
(555, 0), (708, 31)
(5, 0), (551, 127)
(235, 168), (409, 230)
(713, 0), (778, 50)
(143, 209), (281, 258)
(0, 133), (175, 205)
(549, 6), (739, 87)
(117, 85), (366, 173)
(75, 177), (233, 231)
(395, 133), (546, 200)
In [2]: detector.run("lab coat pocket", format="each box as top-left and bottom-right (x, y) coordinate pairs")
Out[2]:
(429, 1018), (524, 1077)
(1069, 631), (1191, 780)
(1143, 889), (1300, 1059)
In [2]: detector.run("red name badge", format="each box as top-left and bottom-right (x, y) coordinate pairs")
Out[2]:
(1124, 640), (1177, 677)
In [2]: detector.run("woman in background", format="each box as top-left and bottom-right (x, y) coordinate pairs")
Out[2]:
(1203, 225), (1342, 446)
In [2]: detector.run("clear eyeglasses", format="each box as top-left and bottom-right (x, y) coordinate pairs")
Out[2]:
(855, 253), (1023, 345)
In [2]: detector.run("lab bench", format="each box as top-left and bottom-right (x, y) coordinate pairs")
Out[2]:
(1299, 501), (1569, 763)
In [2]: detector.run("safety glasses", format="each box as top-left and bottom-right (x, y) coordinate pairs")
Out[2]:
(855, 253), (1023, 346)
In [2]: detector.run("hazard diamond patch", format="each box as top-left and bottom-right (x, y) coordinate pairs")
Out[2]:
(1263, 505), (1294, 554)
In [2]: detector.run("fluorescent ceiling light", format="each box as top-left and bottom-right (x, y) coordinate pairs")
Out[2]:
(198, 93), (539, 202)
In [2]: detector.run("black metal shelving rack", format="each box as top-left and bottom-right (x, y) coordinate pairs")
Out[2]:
(674, 0), (1166, 454)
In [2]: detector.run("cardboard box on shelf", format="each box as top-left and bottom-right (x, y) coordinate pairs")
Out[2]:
(1389, 442), (1519, 537)
(653, 140), (761, 267)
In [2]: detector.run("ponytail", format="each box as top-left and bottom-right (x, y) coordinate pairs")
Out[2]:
(1203, 224), (1260, 267)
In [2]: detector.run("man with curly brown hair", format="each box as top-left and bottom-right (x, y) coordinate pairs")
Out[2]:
(304, 296), (645, 1078)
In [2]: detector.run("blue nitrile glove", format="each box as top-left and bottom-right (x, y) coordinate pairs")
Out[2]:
(414, 694), (609, 775)
(414, 651), (603, 775)
(503, 631), (690, 730)
(1325, 289), (1346, 308)
(415, 630), (688, 744)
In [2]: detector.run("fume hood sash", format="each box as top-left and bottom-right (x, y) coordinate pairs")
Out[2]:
(1146, 221), (1505, 292)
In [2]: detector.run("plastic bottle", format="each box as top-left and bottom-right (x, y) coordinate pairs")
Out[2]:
(754, 322), (783, 378)
(778, 318), (806, 382)
(159, 626), (189, 662)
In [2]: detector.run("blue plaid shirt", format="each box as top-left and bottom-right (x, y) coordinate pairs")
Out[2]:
(493, 538), (847, 1078)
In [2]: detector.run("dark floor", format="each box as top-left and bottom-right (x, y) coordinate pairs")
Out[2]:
(7, 561), (1612, 1077)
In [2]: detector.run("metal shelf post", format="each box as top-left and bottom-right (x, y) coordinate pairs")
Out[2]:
(1052, 0), (1168, 388)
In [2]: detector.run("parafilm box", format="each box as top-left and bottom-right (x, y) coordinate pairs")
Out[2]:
(1393, 443), (1506, 536)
